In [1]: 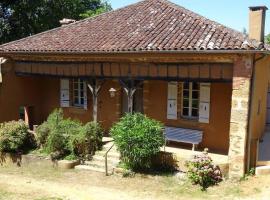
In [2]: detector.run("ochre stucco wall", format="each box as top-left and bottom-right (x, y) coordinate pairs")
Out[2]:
(250, 56), (270, 140)
(144, 81), (232, 154)
(39, 78), (121, 131)
(249, 55), (270, 167)
(0, 61), (44, 124)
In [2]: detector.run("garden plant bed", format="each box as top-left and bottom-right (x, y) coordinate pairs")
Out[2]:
(0, 152), (81, 170)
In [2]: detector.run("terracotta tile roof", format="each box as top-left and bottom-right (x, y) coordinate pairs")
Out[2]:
(0, 0), (269, 53)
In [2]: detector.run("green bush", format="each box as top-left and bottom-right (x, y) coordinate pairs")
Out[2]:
(36, 109), (64, 147)
(185, 149), (222, 190)
(110, 113), (164, 170)
(37, 109), (103, 160)
(0, 120), (29, 152)
(36, 122), (50, 147)
(70, 122), (103, 159)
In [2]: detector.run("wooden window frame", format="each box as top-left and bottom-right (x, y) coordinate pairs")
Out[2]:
(181, 82), (200, 120)
(73, 78), (85, 108)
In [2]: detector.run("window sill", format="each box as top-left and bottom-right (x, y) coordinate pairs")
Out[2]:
(180, 116), (199, 122)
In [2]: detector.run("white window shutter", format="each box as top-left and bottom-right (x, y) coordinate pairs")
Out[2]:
(167, 82), (178, 120)
(83, 81), (88, 110)
(60, 79), (70, 107)
(199, 83), (211, 123)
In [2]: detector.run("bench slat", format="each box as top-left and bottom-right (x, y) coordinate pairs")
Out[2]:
(164, 126), (203, 145)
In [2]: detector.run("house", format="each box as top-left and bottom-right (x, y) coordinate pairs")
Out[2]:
(0, 0), (269, 178)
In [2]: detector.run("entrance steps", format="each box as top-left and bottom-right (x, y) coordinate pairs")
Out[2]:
(256, 161), (270, 176)
(256, 165), (270, 176)
(75, 140), (120, 175)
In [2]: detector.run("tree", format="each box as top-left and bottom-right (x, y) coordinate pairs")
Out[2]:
(0, 0), (112, 44)
(266, 34), (270, 44)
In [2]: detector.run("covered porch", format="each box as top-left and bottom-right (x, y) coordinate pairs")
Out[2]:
(15, 60), (233, 152)
(8, 54), (251, 177)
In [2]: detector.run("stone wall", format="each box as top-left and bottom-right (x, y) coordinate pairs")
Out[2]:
(228, 55), (253, 178)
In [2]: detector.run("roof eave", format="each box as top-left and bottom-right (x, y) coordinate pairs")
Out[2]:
(0, 49), (269, 56)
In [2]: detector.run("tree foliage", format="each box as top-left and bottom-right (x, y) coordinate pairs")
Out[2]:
(0, 0), (112, 44)
(266, 34), (270, 45)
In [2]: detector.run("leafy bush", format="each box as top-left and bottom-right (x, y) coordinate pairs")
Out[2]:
(110, 113), (164, 170)
(36, 122), (50, 147)
(185, 149), (222, 190)
(36, 109), (64, 147)
(37, 109), (103, 160)
(0, 120), (29, 152)
(70, 122), (103, 159)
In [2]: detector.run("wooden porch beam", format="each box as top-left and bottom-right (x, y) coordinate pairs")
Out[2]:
(87, 79), (104, 122)
(119, 80), (143, 113)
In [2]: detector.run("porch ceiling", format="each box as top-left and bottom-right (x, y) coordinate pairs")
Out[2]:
(15, 61), (233, 82)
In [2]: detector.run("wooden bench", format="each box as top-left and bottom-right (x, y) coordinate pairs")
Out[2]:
(164, 126), (203, 151)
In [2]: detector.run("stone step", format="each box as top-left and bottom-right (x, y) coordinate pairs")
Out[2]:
(257, 161), (270, 166)
(75, 165), (110, 173)
(256, 166), (270, 176)
(102, 147), (118, 153)
(102, 137), (114, 143)
(84, 159), (117, 168)
(103, 142), (115, 148)
(95, 151), (120, 158)
(91, 155), (119, 164)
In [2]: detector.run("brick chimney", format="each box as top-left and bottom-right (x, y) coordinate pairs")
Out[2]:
(59, 18), (76, 26)
(249, 6), (268, 42)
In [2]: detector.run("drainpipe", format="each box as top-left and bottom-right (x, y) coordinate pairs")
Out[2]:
(246, 54), (266, 172)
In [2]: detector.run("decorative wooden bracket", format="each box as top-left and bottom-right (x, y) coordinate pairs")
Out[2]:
(87, 79), (104, 122)
(119, 80), (143, 113)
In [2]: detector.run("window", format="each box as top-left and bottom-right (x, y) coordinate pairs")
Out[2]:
(182, 82), (199, 118)
(73, 79), (86, 107)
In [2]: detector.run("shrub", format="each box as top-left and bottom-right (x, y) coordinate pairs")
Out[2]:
(0, 120), (29, 153)
(36, 109), (103, 160)
(36, 109), (64, 147)
(110, 113), (164, 170)
(36, 122), (50, 147)
(70, 122), (103, 159)
(185, 149), (222, 190)
(44, 117), (81, 158)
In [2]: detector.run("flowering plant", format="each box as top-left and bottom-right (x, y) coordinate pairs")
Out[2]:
(185, 148), (222, 190)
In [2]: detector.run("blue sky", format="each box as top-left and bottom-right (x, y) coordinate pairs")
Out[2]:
(108, 0), (270, 35)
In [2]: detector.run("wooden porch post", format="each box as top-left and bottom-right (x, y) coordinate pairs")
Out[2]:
(87, 79), (104, 122)
(119, 80), (143, 113)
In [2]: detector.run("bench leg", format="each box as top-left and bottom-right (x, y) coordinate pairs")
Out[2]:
(192, 144), (196, 151)
(163, 140), (166, 152)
